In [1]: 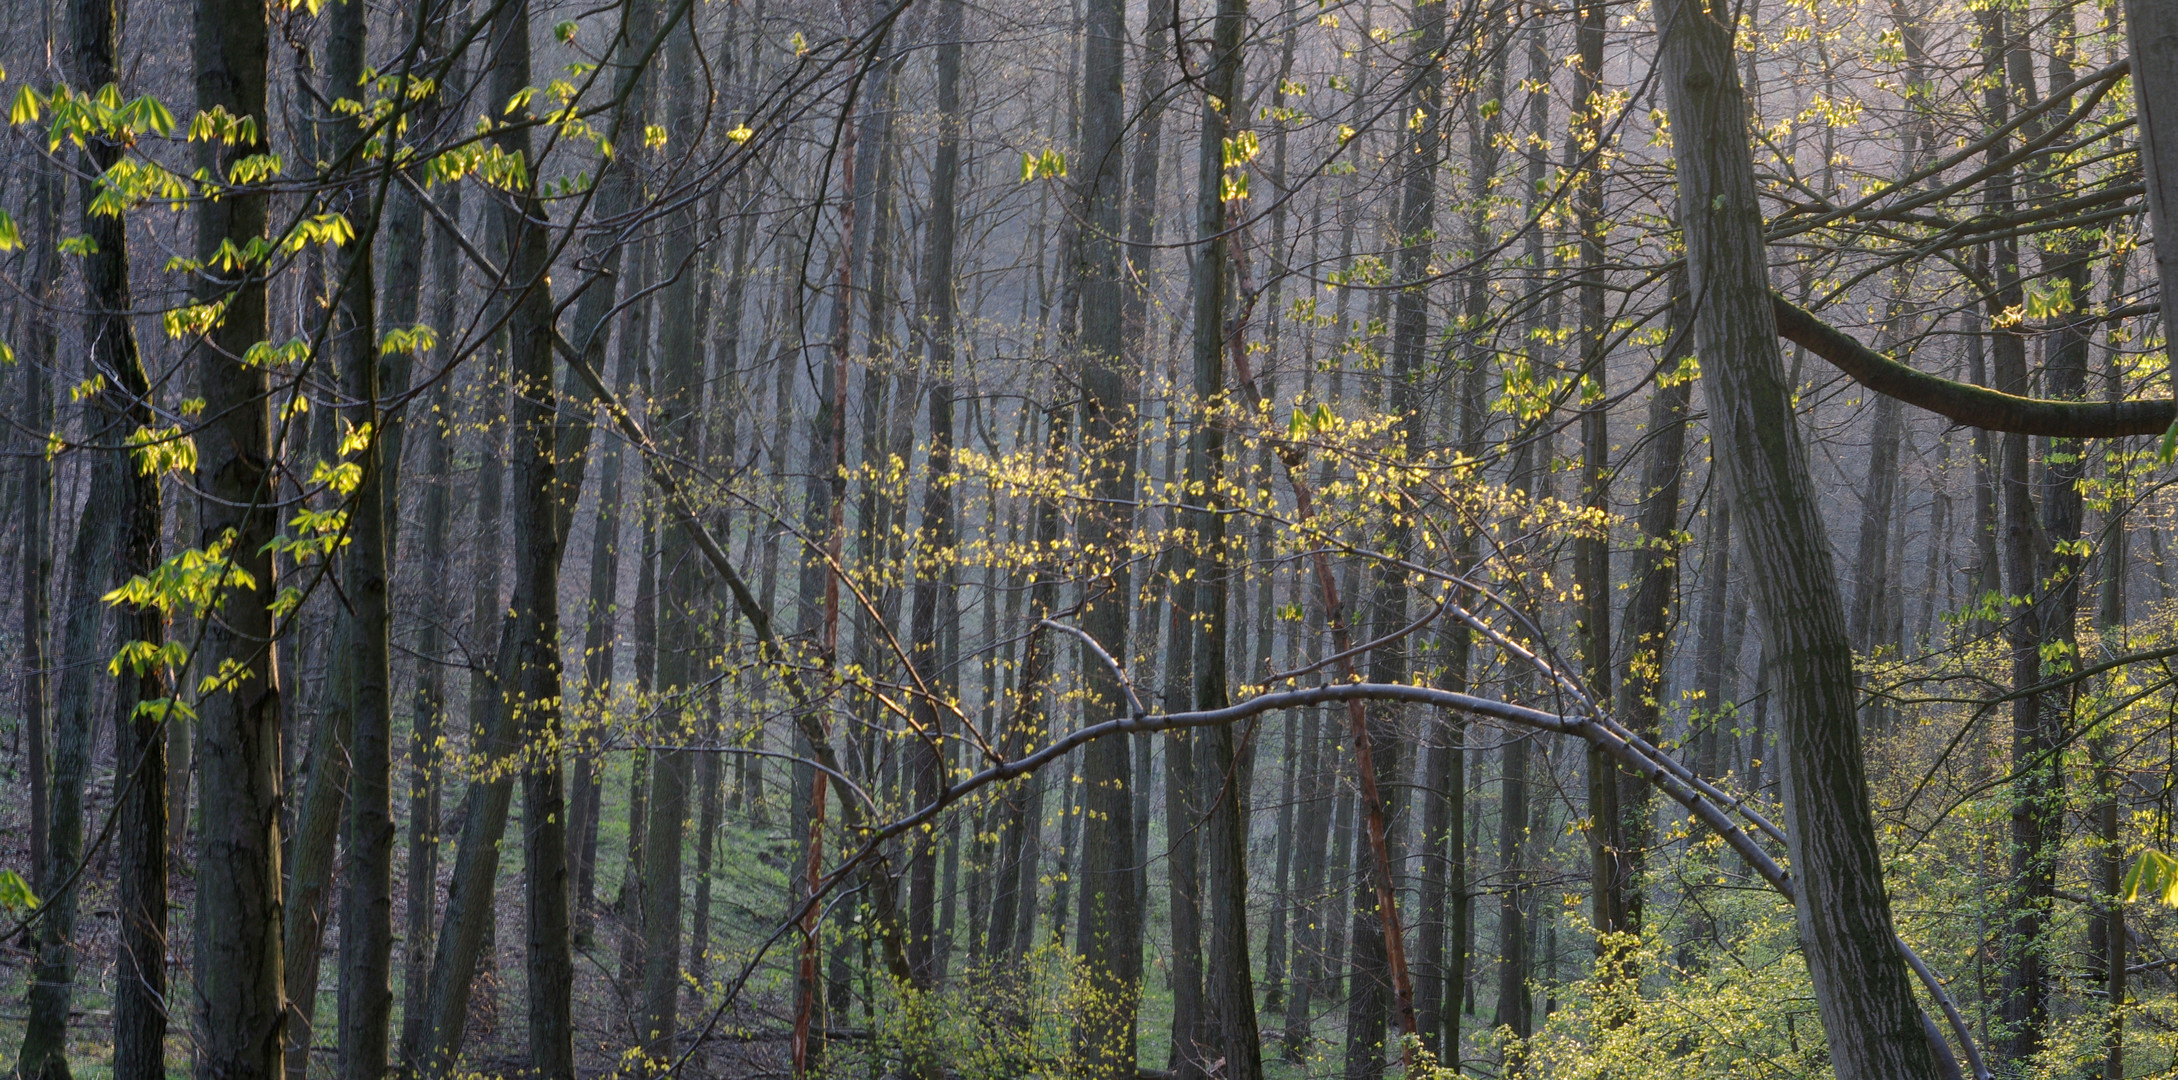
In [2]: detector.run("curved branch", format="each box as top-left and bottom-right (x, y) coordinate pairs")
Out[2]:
(1772, 294), (2174, 437)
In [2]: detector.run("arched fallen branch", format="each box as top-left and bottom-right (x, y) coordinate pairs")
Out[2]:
(558, 298), (1985, 1080)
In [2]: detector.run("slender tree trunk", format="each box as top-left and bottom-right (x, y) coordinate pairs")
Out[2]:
(1610, 279), (1693, 993)
(1494, 726), (1532, 1040)
(17, 429), (121, 1080)
(416, 0), (573, 1066)
(325, 0), (397, 1068)
(284, 663), (350, 1079)
(566, 0), (658, 941)
(492, 0), (577, 1062)
(905, 0), (966, 1008)
(400, 168), (464, 1078)
(639, 6), (708, 1061)
(2091, 257), (2130, 1080)
(1570, 0), (1632, 966)
(1850, 391), (1904, 657)
(18, 145), (60, 930)
(1163, 492), (1207, 1077)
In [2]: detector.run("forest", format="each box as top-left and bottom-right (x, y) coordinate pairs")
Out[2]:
(2, 0), (2177, 1074)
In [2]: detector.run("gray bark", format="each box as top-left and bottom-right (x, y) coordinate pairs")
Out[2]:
(1650, 1), (1946, 1074)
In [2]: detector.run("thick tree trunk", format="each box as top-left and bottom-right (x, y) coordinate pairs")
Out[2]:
(1071, 0), (1144, 1072)
(1186, 0), (1258, 1072)
(192, 0), (285, 1066)
(2123, 0), (2178, 381)
(66, 0), (170, 1069)
(1650, 2), (1945, 1075)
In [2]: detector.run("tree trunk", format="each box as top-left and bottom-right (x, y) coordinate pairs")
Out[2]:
(400, 149), (464, 1077)
(1186, 0), (1258, 1071)
(2123, 0), (2178, 382)
(192, 0), (286, 1065)
(639, 6), (708, 1062)
(1650, 2), (1946, 1074)
(17, 431), (121, 1080)
(18, 142), (60, 933)
(64, 0), (171, 1068)
(416, 0), (572, 1066)
(326, 0), (397, 1069)
(1071, 0), (1144, 1071)
(1610, 279), (1693, 987)
(566, 0), (658, 942)
(494, 0), (577, 1062)
(1493, 726), (1532, 1040)
(905, 0), (966, 1007)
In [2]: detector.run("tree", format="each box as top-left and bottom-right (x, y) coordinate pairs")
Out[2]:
(191, 0), (286, 1066)
(1649, 0), (1946, 1075)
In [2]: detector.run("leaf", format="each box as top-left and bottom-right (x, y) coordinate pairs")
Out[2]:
(11, 85), (43, 124)
(0, 209), (19, 250)
(2121, 850), (2178, 905)
(0, 869), (38, 912)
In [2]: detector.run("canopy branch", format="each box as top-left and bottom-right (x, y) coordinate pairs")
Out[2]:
(1772, 294), (2173, 437)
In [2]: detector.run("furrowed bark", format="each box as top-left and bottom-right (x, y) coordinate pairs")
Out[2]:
(193, 0), (286, 1064)
(1072, 0), (1144, 1070)
(69, 0), (171, 1067)
(1650, 0), (1947, 1074)
(639, 3), (706, 1061)
(326, 0), (397, 1068)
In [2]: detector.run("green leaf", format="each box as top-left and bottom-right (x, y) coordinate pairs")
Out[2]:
(2121, 850), (2178, 905)
(0, 868), (37, 912)
(11, 85), (42, 125)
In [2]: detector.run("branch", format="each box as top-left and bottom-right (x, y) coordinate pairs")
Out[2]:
(1772, 294), (2173, 437)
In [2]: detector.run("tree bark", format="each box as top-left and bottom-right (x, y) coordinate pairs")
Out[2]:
(400, 149), (464, 1079)
(639, 5), (710, 1061)
(1650, 1), (1946, 1074)
(905, 0), (966, 1007)
(566, 0), (658, 942)
(325, 0), (397, 1069)
(193, 0), (286, 1065)
(64, 0), (171, 1068)
(1187, 0), (1258, 1072)
(2123, 0), (2178, 382)
(1072, 0), (1144, 1071)
(18, 142), (60, 937)
(19, 427), (123, 1080)
(1610, 280), (1694, 980)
